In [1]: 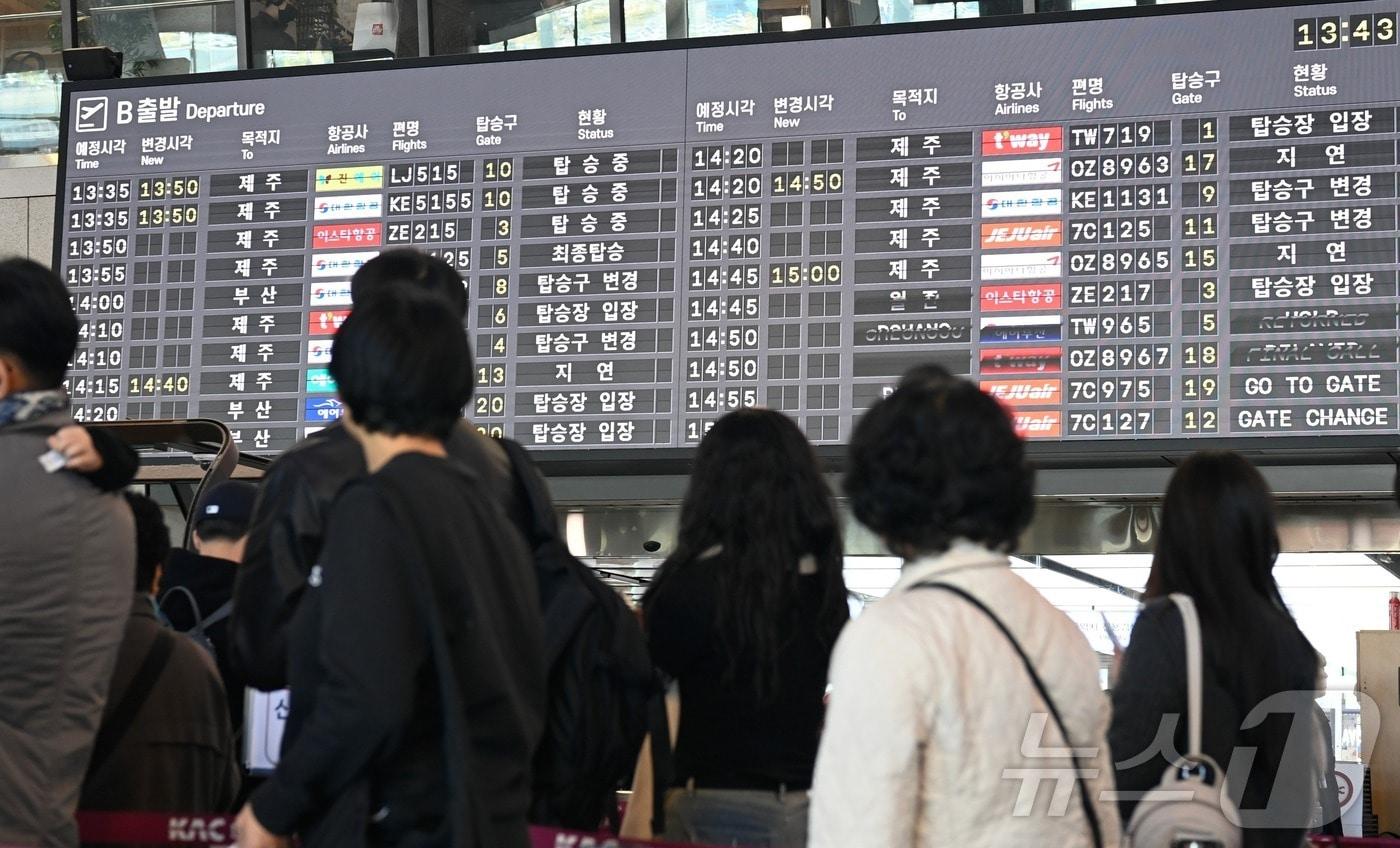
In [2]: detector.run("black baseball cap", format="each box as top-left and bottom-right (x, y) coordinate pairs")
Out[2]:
(194, 481), (258, 536)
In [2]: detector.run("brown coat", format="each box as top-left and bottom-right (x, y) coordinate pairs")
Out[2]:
(79, 595), (242, 815)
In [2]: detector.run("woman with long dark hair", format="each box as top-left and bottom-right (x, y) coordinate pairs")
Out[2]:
(1110, 451), (1320, 847)
(641, 408), (848, 847)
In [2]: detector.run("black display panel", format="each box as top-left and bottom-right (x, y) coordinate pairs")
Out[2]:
(54, 1), (1400, 465)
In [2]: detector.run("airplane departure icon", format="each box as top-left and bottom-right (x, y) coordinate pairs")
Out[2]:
(74, 97), (109, 133)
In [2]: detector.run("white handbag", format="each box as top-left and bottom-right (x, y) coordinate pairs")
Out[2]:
(1125, 593), (1242, 848)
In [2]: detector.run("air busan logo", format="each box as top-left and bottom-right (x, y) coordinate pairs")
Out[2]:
(981, 127), (1063, 155)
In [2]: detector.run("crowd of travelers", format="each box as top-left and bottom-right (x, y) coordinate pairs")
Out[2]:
(0, 248), (1342, 848)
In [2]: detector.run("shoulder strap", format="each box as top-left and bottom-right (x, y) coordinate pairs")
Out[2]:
(648, 692), (674, 836)
(202, 599), (234, 630)
(1168, 593), (1205, 758)
(158, 585), (204, 628)
(911, 582), (1103, 848)
(494, 437), (559, 545)
(87, 628), (176, 777)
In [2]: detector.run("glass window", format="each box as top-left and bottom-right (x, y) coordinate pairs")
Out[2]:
(470, 0), (613, 53)
(249, 0), (418, 68)
(623, 0), (666, 41)
(0, 0), (63, 154)
(78, 0), (238, 75)
(831, 0), (975, 28)
(576, 0), (609, 44)
(687, 0), (756, 36)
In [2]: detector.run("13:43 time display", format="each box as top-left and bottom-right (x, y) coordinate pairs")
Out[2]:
(1295, 13), (1398, 49)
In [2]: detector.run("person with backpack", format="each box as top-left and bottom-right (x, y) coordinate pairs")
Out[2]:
(160, 480), (259, 730)
(809, 375), (1121, 848)
(501, 438), (661, 834)
(80, 492), (241, 813)
(231, 249), (529, 695)
(639, 409), (848, 848)
(1109, 452), (1321, 848)
(233, 289), (545, 848)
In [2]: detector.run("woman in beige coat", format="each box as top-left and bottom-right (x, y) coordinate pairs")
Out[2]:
(809, 374), (1121, 848)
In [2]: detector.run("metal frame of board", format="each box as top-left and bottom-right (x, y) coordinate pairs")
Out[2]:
(52, 0), (1400, 476)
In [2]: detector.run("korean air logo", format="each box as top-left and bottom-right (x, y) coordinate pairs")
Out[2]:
(75, 97), (109, 133)
(307, 341), (334, 364)
(311, 282), (354, 306)
(313, 194), (383, 221)
(311, 251), (377, 278)
(982, 190), (1062, 218)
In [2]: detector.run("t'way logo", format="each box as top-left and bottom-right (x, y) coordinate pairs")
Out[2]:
(981, 127), (1064, 155)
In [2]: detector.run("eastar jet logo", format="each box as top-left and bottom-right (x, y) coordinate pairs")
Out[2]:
(981, 127), (1063, 155)
(312, 223), (382, 250)
(980, 221), (1062, 249)
(981, 379), (1063, 406)
(74, 97), (109, 133)
(981, 283), (1062, 312)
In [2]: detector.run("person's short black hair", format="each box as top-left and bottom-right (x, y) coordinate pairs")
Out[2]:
(844, 378), (1035, 557)
(350, 249), (468, 320)
(0, 258), (78, 389)
(124, 492), (171, 593)
(330, 288), (473, 440)
(194, 518), (248, 544)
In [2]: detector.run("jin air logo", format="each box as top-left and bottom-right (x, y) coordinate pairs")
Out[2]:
(74, 97), (109, 133)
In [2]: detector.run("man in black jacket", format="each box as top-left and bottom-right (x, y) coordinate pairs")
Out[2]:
(231, 249), (525, 695)
(160, 480), (259, 730)
(233, 288), (545, 848)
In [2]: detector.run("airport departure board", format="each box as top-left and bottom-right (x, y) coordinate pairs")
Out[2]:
(54, 1), (1400, 460)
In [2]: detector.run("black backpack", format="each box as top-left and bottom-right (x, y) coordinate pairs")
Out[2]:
(158, 585), (232, 663)
(496, 438), (668, 833)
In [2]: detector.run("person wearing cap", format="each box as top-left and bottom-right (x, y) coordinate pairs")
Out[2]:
(160, 480), (259, 732)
